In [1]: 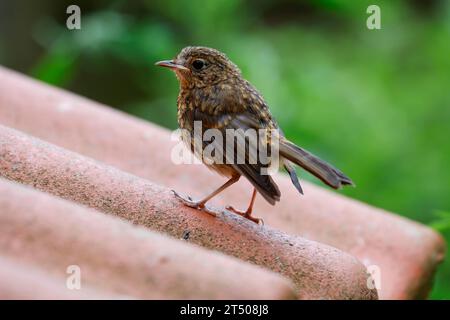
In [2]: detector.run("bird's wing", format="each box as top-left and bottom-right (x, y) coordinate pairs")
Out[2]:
(191, 86), (281, 204)
(227, 112), (281, 205)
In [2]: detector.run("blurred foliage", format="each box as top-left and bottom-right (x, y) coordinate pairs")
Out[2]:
(1, 0), (449, 298)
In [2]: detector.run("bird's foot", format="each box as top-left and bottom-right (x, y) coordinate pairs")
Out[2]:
(225, 205), (264, 225)
(171, 190), (217, 217)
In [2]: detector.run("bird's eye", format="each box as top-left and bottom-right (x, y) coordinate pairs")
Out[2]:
(192, 59), (205, 70)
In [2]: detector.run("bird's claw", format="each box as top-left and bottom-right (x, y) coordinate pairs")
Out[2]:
(172, 190), (203, 208)
(225, 205), (264, 225)
(171, 189), (192, 202)
(171, 190), (216, 217)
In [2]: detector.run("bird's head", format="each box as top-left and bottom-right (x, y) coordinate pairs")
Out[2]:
(155, 46), (241, 88)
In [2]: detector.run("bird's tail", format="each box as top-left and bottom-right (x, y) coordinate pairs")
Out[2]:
(279, 139), (354, 189)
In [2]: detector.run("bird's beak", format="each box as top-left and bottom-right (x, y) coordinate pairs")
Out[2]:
(155, 60), (189, 72)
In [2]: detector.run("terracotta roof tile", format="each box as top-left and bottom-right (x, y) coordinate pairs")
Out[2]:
(0, 125), (376, 299)
(0, 178), (295, 299)
(0, 256), (120, 300)
(0, 66), (445, 299)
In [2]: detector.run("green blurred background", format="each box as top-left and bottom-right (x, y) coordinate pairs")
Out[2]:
(0, 0), (449, 298)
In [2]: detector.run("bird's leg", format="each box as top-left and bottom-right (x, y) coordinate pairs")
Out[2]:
(226, 188), (263, 225)
(172, 175), (240, 216)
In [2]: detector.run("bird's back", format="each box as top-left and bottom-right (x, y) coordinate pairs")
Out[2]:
(177, 78), (282, 204)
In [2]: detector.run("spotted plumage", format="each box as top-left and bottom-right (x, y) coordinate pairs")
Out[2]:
(156, 46), (353, 224)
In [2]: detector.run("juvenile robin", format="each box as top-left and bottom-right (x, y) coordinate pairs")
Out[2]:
(156, 46), (353, 224)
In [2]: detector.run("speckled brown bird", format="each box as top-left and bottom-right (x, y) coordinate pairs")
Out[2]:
(156, 46), (353, 224)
